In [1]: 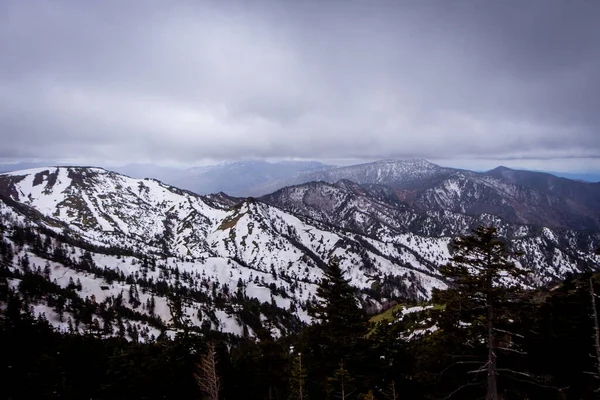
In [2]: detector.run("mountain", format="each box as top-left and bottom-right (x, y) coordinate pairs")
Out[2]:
(0, 166), (444, 339)
(0, 166), (598, 341)
(296, 159), (453, 189)
(0, 160), (333, 197)
(109, 163), (184, 184)
(296, 159), (600, 231)
(543, 171), (600, 183)
(260, 179), (599, 270)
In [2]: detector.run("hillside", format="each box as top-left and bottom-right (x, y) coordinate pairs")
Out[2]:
(296, 159), (600, 231)
(0, 167), (453, 339)
(1, 166), (599, 340)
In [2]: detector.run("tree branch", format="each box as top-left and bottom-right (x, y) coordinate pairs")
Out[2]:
(495, 346), (527, 355)
(439, 361), (485, 378)
(493, 327), (524, 339)
(441, 382), (484, 400)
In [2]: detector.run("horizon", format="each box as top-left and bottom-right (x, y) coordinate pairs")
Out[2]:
(1, 157), (599, 183)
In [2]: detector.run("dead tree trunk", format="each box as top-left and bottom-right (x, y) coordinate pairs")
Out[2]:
(385, 381), (398, 400)
(298, 353), (304, 400)
(195, 341), (221, 400)
(486, 272), (499, 400)
(589, 278), (600, 385)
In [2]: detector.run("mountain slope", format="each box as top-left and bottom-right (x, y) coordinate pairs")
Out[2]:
(1, 166), (598, 340)
(261, 179), (600, 281)
(297, 159), (453, 188)
(296, 159), (600, 231)
(0, 167), (448, 339)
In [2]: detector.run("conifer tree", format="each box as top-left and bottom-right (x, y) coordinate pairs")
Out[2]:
(434, 225), (529, 400)
(289, 352), (308, 400)
(327, 360), (355, 400)
(311, 257), (366, 346)
(359, 391), (375, 400)
(302, 257), (368, 398)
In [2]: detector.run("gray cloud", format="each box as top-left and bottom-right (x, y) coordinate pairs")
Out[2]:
(0, 0), (599, 171)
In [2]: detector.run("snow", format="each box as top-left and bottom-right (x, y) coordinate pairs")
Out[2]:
(2, 165), (599, 340)
(400, 305), (433, 317)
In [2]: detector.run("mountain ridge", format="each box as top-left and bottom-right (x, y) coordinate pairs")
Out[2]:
(294, 159), (600, 231)
(0, 165), (599, 340)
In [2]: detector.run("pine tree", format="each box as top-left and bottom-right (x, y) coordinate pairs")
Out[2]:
(302, 257), (369, 398)
(327, 360), (355, 400)
(289, 352), (308, 400)
(359, 391), (375, 400)
(311, 257), (366, 346)
(434, 225), (529, 400)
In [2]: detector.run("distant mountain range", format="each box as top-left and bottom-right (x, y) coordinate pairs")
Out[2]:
(0, 162), (598, 339)
(291, 159), (600, 231)
(112, 158), (600, 231)
(2, 159), (598, 197)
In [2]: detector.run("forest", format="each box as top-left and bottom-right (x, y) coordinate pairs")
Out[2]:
(2, 226), (600, 399)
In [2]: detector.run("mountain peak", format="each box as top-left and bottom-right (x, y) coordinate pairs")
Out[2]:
(297, 158), (447, 188)
(376, 158), (436, 166)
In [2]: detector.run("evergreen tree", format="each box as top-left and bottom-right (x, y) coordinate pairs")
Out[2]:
(301, 257), (369, 398)
(289, 351), (308, 400)
(433, 225), (530, 399)
(530, 273), (600, 397)
(311, 257), (366, 347)
(327, 360), (355, 400)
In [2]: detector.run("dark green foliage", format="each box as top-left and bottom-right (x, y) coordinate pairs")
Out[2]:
(525, 273), (600, 398)
(298, 258), (377, 398)
(430, 226), (536, 398)
(289, 352), (308, 400)
(311, 257), (367, 343)
(327, 360), (355, 400)
(435, 226), (527, 336)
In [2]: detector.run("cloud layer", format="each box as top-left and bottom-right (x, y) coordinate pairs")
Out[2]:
(1, 0), (599, 171)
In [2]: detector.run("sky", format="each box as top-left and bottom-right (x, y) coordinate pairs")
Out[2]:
(0, 0), (599, 173)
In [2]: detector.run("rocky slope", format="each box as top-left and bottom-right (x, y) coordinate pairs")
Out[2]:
(297, 159), (600, 231)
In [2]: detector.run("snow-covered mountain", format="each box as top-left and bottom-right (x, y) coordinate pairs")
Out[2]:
(0, 166), (598, 340)
(0, 167), (445, 339)
(1, 161), (332, 197)
(297, 159), (453, 188)
(261, 179), (599, 273)
(296, 159), (600, 231)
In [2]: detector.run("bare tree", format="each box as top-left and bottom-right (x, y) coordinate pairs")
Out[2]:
(195, 341), (221, 400)
(383, 381), (398, 400)
(590, 248), (600, 389)
(588, 277), (600, 391)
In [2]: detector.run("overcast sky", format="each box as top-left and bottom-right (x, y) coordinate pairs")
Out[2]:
(1, 0), (599, 172)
